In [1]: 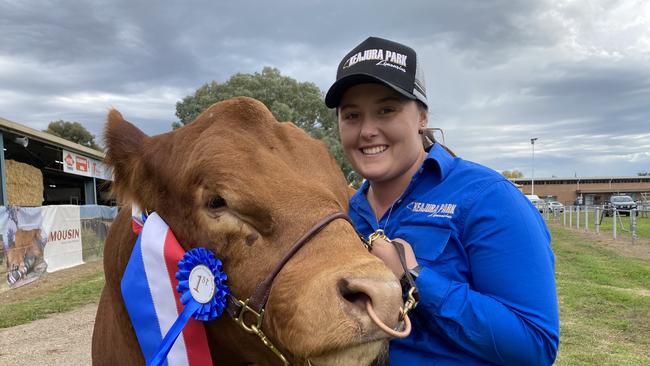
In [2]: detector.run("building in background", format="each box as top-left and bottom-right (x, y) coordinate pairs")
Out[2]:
(512, 176), (650, 205)
(0, 116), (113, 206)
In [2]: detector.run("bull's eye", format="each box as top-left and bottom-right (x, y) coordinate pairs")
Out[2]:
(207, 196), (227, 210)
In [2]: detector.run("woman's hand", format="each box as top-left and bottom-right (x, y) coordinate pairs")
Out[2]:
(370, 237), (419, 279)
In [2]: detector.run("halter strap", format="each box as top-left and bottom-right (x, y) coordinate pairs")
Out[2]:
(249, 212), (351, 311)
(226, 212), (352, 317)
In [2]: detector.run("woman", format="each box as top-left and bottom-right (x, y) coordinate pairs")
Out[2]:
(325, 37), (559, 365)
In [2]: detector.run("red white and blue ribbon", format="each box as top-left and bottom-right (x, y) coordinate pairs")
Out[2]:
(121, 210), (229, 366)
(131, 204), (146, 235)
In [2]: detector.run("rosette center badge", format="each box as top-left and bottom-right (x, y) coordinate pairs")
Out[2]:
(189, 264), (216, 304)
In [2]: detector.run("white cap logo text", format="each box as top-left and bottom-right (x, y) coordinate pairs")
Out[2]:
(343, 49), (407, 72)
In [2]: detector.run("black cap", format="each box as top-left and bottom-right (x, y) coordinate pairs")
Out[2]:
(325, 36), (427, 109)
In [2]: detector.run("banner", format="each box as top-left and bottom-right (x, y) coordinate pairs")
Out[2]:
(1, 205), (116, 290)
(42, 205), (83, 272)
(62, 149), (113, 181)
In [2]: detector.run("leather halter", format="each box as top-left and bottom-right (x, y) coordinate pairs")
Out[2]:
(225, 212), (361, 365)
(227, 212), (354, 316)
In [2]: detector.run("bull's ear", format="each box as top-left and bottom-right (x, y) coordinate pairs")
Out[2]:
(104, 109), (147, 202)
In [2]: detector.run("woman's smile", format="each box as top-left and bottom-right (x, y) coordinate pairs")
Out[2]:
(360, 145), (389, 155)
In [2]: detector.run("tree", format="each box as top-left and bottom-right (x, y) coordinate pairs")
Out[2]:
(501, 170), (524, 179)
(174, 67), (362, 186)
(45, 120), (101, 150)
(638, 171), (649, 176)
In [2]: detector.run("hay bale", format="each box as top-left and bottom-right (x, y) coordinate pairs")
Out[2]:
(6, 160), (43, 206)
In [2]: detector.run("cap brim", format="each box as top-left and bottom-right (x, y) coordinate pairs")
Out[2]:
(325, 73), (417, 108)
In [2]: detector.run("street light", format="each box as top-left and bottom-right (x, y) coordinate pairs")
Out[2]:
(531, 137), (538, 196)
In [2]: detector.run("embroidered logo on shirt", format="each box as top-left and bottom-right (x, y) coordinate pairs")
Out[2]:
(408, 201), (457, 218)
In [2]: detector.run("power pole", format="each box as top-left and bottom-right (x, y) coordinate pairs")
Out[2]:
(531, 137), (538, 196)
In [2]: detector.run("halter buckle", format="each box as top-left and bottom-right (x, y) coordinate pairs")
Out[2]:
(367, 229), (390, 249)
(402, 287), (419, 317)
(234, 298), (264, 334)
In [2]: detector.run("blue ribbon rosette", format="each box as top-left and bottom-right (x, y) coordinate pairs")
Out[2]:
(148, 248), (230, 366)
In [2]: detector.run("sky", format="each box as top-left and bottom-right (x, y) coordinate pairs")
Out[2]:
(1, 0), (648, 178)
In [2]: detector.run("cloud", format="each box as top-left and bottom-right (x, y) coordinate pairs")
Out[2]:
(0, 0), (648, 177)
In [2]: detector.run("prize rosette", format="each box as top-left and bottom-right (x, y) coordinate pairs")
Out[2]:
(148, 247), (230, 366)
(176, 247), (230, 320)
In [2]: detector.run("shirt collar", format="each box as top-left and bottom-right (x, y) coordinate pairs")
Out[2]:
(423, 142), (456, 182)
(350, 179), (370, 212)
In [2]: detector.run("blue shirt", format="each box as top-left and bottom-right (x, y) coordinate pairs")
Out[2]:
(349, 144), (560, 365)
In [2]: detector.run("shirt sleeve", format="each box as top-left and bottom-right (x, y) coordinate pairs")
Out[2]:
(414, 180), (560, 365)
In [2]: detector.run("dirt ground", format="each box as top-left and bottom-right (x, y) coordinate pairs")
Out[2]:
(0, 262), (103, 365)
(0, 302), (97, 365)
(593, 235), (650, 261)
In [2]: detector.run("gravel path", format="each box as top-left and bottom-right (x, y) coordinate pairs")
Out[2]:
(0, 303), (97, 365)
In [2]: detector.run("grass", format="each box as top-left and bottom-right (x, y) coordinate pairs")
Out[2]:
(0, 269), (104, 328)
(597, 215), (650, 239)
(552, 226), (650, 365)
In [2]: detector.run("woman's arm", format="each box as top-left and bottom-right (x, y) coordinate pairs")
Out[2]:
(415, 181), (559, 365)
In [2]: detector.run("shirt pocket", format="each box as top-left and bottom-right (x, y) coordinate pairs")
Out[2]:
(411, 227), (452, 264)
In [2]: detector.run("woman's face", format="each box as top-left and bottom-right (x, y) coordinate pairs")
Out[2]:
(338, 83), (427, 184)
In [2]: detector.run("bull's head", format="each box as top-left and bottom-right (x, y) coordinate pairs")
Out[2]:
(99, 97), (403, 365)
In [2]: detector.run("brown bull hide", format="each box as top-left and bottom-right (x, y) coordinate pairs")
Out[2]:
(92, 97), (402, 365)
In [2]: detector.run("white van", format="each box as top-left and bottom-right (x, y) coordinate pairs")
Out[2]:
(525, 194), (542, 203)
(525, 195), (545, 212)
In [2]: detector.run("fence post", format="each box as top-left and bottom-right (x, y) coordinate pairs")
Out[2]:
(576, 206), (580, 229)
(631, 209), (637, 243)
(563, 208), (566, 226)
(595, 207), (600, 234)
(613, 209), (617, 240)
(585, 207), (589, 231)
(569, 206), (573, 228)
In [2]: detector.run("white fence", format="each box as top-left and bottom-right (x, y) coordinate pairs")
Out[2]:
(542, 204), (648, 242)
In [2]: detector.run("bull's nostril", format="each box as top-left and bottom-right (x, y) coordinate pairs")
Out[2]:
(338, 279), (372, 310)
(336, 276), (403, 337)
(343, 291), (371, 308)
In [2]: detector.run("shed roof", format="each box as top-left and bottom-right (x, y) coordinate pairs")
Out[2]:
(0, 116), (104, 160)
